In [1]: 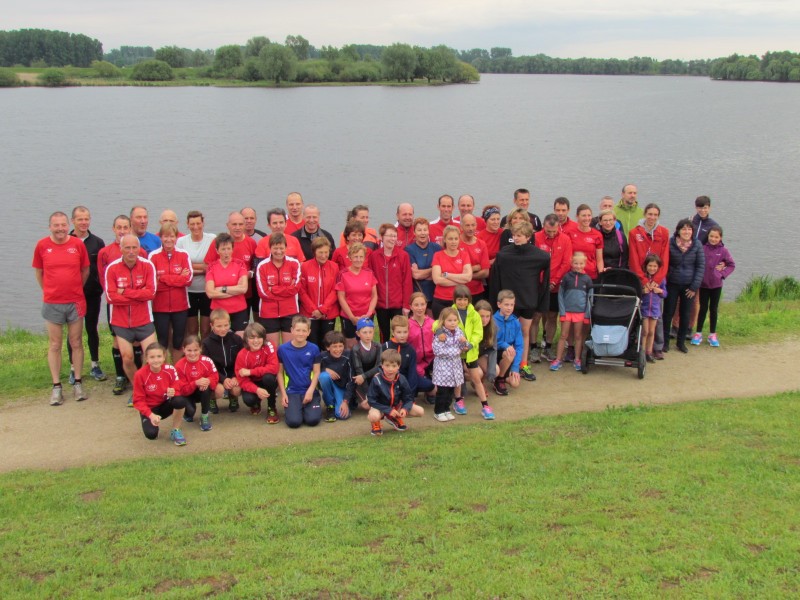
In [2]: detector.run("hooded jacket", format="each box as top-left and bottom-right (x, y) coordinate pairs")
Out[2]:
(613, 200), (644, 236)
(701, 242), (735, 289)
(202, 330), (244, 380)
(407, 314), (435, 376)
(488, 243), (551, 313)
(493, 311), (523, 373)
(628, 219), (670, 286)
(367, 371), (414, 413)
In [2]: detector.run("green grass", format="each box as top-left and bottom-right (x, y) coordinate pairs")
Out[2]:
(737, 275), (800, 303)
(2, 393), (800, 597)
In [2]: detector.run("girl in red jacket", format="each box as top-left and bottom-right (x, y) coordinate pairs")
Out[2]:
(368, 223), (413, 343)
(235, 322), (280, 423)
(255, 232), (301, 348)
(149, 224), (193, 362)
(298, 237), (340, 348)
(174, 335), (218, 432)
(133, 343), (191, 446)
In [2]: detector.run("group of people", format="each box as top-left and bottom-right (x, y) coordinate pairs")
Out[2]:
(32, 186), (734, 446)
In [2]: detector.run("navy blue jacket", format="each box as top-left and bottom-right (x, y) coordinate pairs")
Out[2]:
(667, 237), (705, 291)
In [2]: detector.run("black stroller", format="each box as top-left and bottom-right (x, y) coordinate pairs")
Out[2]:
(581, 268), (646, 379)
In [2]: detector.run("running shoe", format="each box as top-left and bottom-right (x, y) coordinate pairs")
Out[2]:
(493, 378), (509, 396)
(127, 394), (133, 408)
(481, 405), (495, 420)
(574, 361), (582, 372)
(209, 397), (219, 414)
(542, 346), (556, 362)
(564, 346), (575, 363)
(112, 376), (127, 395)
(69, 369), (76, 385)
(170, 428), (187, 446)
(529, 347), (541, 363)
(249, 403), (262, 416)
(90, 365), (107, 381)
(549, 360), (562, 371)
(433, 412), (450, 422)
(325, 405), (336, 422)
(691, 333), (702, 346)
(653, 350), (665, 360)
(453, 398), (467, 415)
(646, 354), (656, 363)
(228, 395), (239, 413)
(73, 382), (88, 402)
(370, 422), (383, 436)
(200, 414), (212, 431)
(444, 411), (456, 421)
(520, 365), (536, 381)
(184, 414), (194, 422)
(266, 407), (280, 424)
(50, 386), (64, 406)
(385, 413), (407, 431)
(708, 333), (720, 348)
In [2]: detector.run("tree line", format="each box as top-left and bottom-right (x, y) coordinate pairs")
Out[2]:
(0, 29), (102, 67)
(708, 51), (800, 82)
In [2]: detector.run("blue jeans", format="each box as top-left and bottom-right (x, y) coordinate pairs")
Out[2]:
(318, 372), (350, 419)
(285, 391), (322, 428)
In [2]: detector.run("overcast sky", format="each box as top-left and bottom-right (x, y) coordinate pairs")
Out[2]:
(5, 0), (799, 60)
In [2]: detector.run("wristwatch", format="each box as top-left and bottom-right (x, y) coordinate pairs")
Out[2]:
(222, 286), (228, 294)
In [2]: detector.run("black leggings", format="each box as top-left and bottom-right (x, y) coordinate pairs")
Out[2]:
(154, 310), (188, 350)
(309, 319), (337, 348)
(184, 388), (211, 418)
(241, 374), (279, 410)
(375, 308), (403, 343)
(697, 287), (722, 334)
(663, 283), (693, 345)
(435, 385), (454, 415)
(140, 396), (190, 440)
(68, 291), (102, 364)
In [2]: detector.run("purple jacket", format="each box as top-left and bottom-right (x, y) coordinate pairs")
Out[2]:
(701, 242), (735, 289)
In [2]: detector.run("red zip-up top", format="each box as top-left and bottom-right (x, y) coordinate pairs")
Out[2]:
(97, 242), (147, 289)
(233, 343), (279, 393)
(133, 363), (181, 418)
(148, 247), (192, 313)
(407, 314), (435, 377)
(105, 256), (157, 328)
(298, 258), (340, 319)
(534, 230), (573, 291)
(628, 223), (670, 286)
(204, 236), (257, 298)
(255, 255), (301, 318)
(174, 355), (219, 397)
(368, 247), (413, 310)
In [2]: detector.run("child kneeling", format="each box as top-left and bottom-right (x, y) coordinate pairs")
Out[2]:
(367, 349), (424, 436)
(277, 316), (323, 428)
(133, 343), (191, 446)
(236, 322), (280, 423)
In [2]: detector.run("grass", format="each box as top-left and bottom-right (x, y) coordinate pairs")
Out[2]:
(737, 275), (800, 303)
(2, 392), (800, 597)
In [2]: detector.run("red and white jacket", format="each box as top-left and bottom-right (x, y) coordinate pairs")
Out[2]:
(97, 243), (147, 289)
(133, 364), (181, 418)
(298, 258), (340, 319)
(368, 248), (413, 310)
(234, 344), (279, 393)
(104, 257), (157, 328)
(534, 230), (573, 291)
(148, 247), (192, 313)
(255, 256), (301, 318)
(174, 355), (219, 397)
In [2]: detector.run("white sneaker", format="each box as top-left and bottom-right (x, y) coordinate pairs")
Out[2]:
(50, 387), (64, 406)
(73, 382), (88, 402)
(444, 411), (456, 421)
(434, 412), (449, 422)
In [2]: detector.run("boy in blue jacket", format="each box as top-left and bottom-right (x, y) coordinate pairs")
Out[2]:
(492, 290), (524, 396)
(367, 349), (424, 436)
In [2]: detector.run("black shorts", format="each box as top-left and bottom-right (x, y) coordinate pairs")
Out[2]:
(228, 309), (250, 332)
(259, 315), (296, 334)
(342, 318), (357, 339)
(188, 292), (211, 318)
(548, 292), (559, 313)
(112, 323), (155, 344)
(465, 359), (479, 369)
(513, 307), (534, 320)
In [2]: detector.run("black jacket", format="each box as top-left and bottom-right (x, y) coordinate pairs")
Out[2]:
(488, 243), (551, 313)
(202, 331), (244, 379)
(70, 230), (106, 297)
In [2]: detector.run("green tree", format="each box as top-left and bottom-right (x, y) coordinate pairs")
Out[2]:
(130, 59), (174, 81)
(214, 45), (243, 74)
(258, 43), (298, 83)
(285, 35), (310, 61)
(244, 36), (270, 59)
(91, 59), (122, 78)
(40, 68), (67, 86)
(490, 47), (512, 60)
(0, 67), (19, 86)
(154, 46), (186, 68)
(239, 57), (263, 81)
(340, 44), (360, 62)
(381, 43), (417, 82)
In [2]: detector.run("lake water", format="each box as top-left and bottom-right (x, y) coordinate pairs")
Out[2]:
(2, 74), (798, 331)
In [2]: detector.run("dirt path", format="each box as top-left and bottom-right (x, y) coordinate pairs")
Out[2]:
(2, 340), (798, 473)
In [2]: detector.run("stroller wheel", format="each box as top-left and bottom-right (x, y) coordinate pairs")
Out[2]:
(581, 346), (590, 374)
(637, 346), (646, 379)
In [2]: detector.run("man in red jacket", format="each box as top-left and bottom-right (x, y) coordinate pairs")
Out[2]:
(105, 234), (157, 396)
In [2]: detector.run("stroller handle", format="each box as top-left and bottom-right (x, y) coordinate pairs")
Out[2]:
(591, 283), (640, 296)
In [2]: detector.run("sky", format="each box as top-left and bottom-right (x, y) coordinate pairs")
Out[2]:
(4, 0), (799, 60)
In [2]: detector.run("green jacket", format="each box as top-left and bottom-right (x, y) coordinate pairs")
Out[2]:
(434, 303), (483, 363)
(614, 200), (644, 236)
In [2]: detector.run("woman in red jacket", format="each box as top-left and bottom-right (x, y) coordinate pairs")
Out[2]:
(255, 232), (301, 348)
(368, 223), (413, 343)
(299, 237), (340, 348)
(149, 224), (193, 362)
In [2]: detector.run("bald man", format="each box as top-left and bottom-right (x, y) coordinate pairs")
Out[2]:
(159, 209), (184, 238)
(241, 206), (266, 241)
(284, 192), (305, 236)
(395, 203), (415, 249)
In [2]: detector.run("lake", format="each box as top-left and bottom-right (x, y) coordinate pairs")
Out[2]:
(2, 74), (798, 330)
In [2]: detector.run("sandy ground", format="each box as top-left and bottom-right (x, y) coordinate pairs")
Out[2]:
(1, 340), (798, 473)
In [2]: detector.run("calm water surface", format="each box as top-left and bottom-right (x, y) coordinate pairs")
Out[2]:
(2, 75), (798, 330)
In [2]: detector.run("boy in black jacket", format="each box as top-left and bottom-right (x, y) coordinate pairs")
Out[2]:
(201, 309), (244, 413)
(367, 349), (424, 436)
(318, 331), (353, 421)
